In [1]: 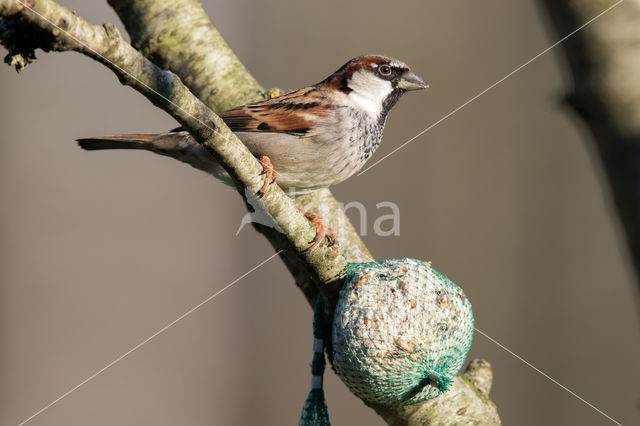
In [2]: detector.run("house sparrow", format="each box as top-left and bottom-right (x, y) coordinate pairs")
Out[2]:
(78, 55), (427, 250)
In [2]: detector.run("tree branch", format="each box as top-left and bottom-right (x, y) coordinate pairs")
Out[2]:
(107, 0), (265, 113)
(372, 360), (499, 426)
(537, 0), (640, 292)
(0, 0), (348, 307)
(0, 0), (501, 423)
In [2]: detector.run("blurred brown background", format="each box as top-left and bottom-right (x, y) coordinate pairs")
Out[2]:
(1, 1), (639, 425)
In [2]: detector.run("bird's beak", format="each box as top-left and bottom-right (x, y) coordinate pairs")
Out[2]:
(397, 70), (428, 91)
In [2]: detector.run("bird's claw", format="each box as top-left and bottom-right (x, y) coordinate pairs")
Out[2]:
(255, 155), (278, 198)
(301, 211), (335, 253)
(326, 232), (336, 247)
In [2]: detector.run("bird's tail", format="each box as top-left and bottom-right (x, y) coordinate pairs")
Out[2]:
(76, 131), (229, 181)
(77, 133), (169, 151)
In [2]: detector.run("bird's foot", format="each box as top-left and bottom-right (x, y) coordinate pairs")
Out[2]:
(256, 155), (278, 198)
(302, 211), (336, 253)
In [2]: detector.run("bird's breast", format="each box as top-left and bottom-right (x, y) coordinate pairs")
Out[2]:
(235, 110), (384, 192)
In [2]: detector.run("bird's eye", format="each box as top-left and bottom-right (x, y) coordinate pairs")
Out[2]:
(378, 65), (392, 76)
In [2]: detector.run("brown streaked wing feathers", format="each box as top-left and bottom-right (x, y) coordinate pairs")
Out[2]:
(218, 87), (333, 135)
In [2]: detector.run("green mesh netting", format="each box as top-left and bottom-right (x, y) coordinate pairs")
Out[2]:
(331, 258), (474, 406)
(299, 296), (331, 426)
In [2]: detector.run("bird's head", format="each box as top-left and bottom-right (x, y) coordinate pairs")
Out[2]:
(322, 55), (428, 118)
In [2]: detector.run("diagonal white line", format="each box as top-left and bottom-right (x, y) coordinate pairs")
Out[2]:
(475, 328), (623, 426)
(357, 0), (625, 176)
(16, 250), (283, 426)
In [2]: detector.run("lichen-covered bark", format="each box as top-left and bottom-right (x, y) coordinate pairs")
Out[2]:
(106, 0), (362, 309)
(284, 189), (375, 307)
(537, 0), (640, 289)
(0, 0), (500, 423)
(0, 0), (216, 136)
(372, 360), (499, 426)
(107, 0), (264, 112)
(0, 0), (347, 304)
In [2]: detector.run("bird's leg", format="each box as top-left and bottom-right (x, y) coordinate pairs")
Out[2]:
(301, 211), (336, 253)
(255, 155), (278, 198)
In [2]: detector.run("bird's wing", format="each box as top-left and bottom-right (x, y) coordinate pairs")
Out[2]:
(218, 87), (334, 136)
